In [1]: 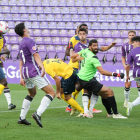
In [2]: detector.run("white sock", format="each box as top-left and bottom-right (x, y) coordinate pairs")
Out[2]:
(82, 93), (89, 113)
(132, 96), (140, 107)
(20, 95), (33, 120)
(137, 87), (140, 96)
(37, 94), (53, 116)
(89, 94), (99, 111)
(124, 87), (130, 102)
(4, 88), (11, 106)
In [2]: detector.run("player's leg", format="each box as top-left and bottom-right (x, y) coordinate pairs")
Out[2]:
(136, 82), (140, 96)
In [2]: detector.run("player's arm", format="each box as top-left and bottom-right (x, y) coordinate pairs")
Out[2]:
(125, 65), (130, 83)
(53, 75), (62, 100)
(0, 49), (10, 55)
(33, 53), (45, 77)
(122, 57), (126, 69)
(121, 45), (127, 69)
(19, 60), (25, 87)
(100, 42), (116, 52)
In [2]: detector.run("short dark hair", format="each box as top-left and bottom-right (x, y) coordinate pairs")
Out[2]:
(131, 36), (140, 42)
(78, 28), (87, 34)
(89, 39), (98, 46)
(79, 24), (88, 29)
(15, 22), (25, 37)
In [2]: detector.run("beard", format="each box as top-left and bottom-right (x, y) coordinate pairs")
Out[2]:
(91, 48), (99, 54)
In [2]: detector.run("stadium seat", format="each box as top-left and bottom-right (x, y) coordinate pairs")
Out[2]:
(1, 0), (8, 5)
(104, 7), (112, 14)
(44, 7), (52, 14)
(47, 45), (56, 59)
(50, 0), (58, 6)
(116, 54), (122, 62)
(75, 0), (83, 6)
(40, 22), (48, 29)
(57, 22), (65, 29)
(10, 45), (19, 60)
(28, 29), (33, 36)
(133, 15), (140, 22)
(112, 30), (121, 38)
(91, 23), (100, 29)
(115, 38), (123, 46)
(70, 7), (77, 14)
(109, 23), (118, 29)
(38, 45), (47, 61)
(51, 30), (59, 37)
(0, 7), (2, 13)
(55, 14), (62, 21)
(101, 0), (109, 6)
(67, 0), (75, 6)
(44, 37), (52, 45)
(30, 14), (37, 21)
(108, 47), (116, 54)
(80, 15), (88, 21)
(127, 0), (135, 6)
(131, 7), (139, 14)
(119, 0), (127, 6)
(59, 30), (68, 37)
(36, 37), (44, 45)
(63, 14), (71, 21)
(13, 14), (21, 21)
(94, 30), (103, 37)
(28, 7), (35, 13)
(74, 22), (82, 29)
(127, 23), (136, 29)
(122, 7), (130, 14)
(115, 62), (123, 66)
(117, 47), (121, 54)
(17, 0), (25, 6)
(86, 7), (94, 14)
(47, 14), (54, 21)
(21, 14), (29, 21)
(53, 37), (61, 45)
(42, 29), (50, 36)
(101, 23), (109, 29)
(11, 7), (19, 13)
(3, 6), (10, 13)
(121, 30), (128, 38)
(56, 46), (65, 60)
(98, 38), (106, 45)
(59, 0), (66, 6)
(104, 61), (114, 65)
(34, 0), (42, 6)
(68, 30), (75, 37)
(124, 15), (132, 22)
(137, 0), (140, 6)
(66, 22), (74, 29)
(25, 0), (33, 6)
(118, 23), (126, 29)
(49, 22), (56, 29)
(116, 15), (124, 22)
(7, 45), (12, 51)
(72, 15), (80, 21)
(10, 37), (18, 44)
(124, 38), (129, 44)
(103, 30), (111, 37)
(87, 30), (94, 38)
(19, 7), (27, 13)
(96, 53), (104, 61)
(78, 7), (86, 14)
(5, 14), (13, 21)
(106, 53), (115, 62)
(33, 29), (42, 37)
(9, 0), (17, 5)
(93, 0), (100, 6)
(42, 0), (50, 6)
(61, 7), (69, 14)
(84, 22), (91, 29)
(107, 15), (115, 22)
(36, 7), (43, 13)
(98, 15), (106, 22)
(106, 38), (114, 46)
(110, 0), (118, 6)
(136, 23), (140, 29)
(0, 14), (4, 20)
(84, 0), (92, 6)
(53, 7), (61, 14)
(32, 22), (40, 28)
(112, 7), (121, 14)
(38, 14), (46, 21)
(5, 37), (10, 43)
(8, 29), (17, 36)
(61, 37), (69, 45)
(95, 7), (103, 14)
(8, 21), (15, 28)
(89, 15), (97, 21)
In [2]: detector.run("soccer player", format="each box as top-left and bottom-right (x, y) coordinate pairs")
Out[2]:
(122, 30), (140, 108)
(126, 36), (140, 116)
(72, 39), (127, 119)
(0, 32), (16, 110)
(15, 23), (55, 128)
(70, 28), (117, 115)
(43, 59), (84, 117)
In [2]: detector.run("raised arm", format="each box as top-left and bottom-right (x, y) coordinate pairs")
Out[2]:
(100, 42), (116, 52)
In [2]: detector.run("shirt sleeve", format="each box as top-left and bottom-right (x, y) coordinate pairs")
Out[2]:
(78, 49), (84, 55)
(74, 44), (79, 53)
(69, 37), (75, 49)
(126, 52), (133, 65)
(122, 45), (126, 57)
(91, 56), (101, 67)
(28, 39), (38, 55)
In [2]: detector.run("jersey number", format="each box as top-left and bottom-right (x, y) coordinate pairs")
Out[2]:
(20, 50), (25, 64)
(81, 58), (85, 67)
(136, 54), (140, 66)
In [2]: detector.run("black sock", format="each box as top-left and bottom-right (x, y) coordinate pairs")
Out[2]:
(107, 96), (118, 114)
(102, 98), (113, 114)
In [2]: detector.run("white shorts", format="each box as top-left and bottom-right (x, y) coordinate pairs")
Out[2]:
(24, 75), (50, 89)
(124, 70), (134, 82)
(94, 72), (100, 82)
(134, 77), (140, 86)
(2, 67), (7, 78)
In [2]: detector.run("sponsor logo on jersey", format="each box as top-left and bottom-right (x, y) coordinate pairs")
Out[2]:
(32, 46), (36, 50)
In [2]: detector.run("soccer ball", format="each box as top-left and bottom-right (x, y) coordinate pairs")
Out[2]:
(0, 21), (9, 34)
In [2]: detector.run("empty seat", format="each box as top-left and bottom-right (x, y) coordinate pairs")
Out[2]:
(80, 15), (88, 21)
(38, 45), (47, 61)
(107, 15), (115, 22)
(115, 38), (123, 46)
(36, 37), (44, 45)
(28, 29), (33, 36)
(26, 0), (33, 6)
(75, 0), (83, 6)
(91, 23), (100, 29)
(8, 29), (17, 36)
(57, 22), (65, 29)
(19, 7), (27, 13)
(44, 37), (52, 45)
(93, 0), (100, 6)
(59, 30), (68, 37)
(47, 14), (54, 21)
(74, 22), (82, 29)
(84, 22), (91, 29)
(10, 37), (18, 44)
(5, 37), (10, 43)
(86, 7), (94, 14)
(96, 53), (104, 61)
(98, 38), (105, 45)
(1, 0), (8, 5)
(131, 7), (139, 14)
(13, 14), (21, 21)
(53, 37), (61, 45)
(27, 7), (35, 13)
(87, 30), (94, 38)
(0, 7), (2, 13)
(107, 47), (116, 54)
(5, 14), (13, 21)
(38, 14), (46, 21)
(94, 30), (103, 37)
(121, 30), (128, 38)
(112, 7), (121, 14)
(51, 30), (59, 37)
(136, 23), (140, 29)
(133, 15), (140, 22)
(61, 7), (69, 14)
(101, 23), (109, 29)
(47, 45), (56, 59)
(117, 47), (121, 53)
(33, 29), (42, 36)
(62, 37), (69, 45)
(104, 7), (112, 14)
(109, 22), (118, 29)
(118, 23), (126, 29)
(119, 0), (127, 6)
(115, 62), (123, 66)
(124, 15), (132, 22)
(67, 0), (75, 6)
(84, 0), (92, 6)
(55, 14), (63, 21)
(17, 0), (25, 6)
(106, 38), (114, 46)
(106, 53), (115, 61)
(21, 14), (29, 21)
(49, 22), (56, 29)
(36, 7), (43, 13)
(40, 22), (48, 29)
(42, 0), (50, 6)
(122, 7), (130, 14)
(8, 21), (15, 28)
(34, 0), (41, 6)
(95, 7), (103, 14)
(11, 7), (19, 13)
(3, 6), (10, 13)
(116, 54), (122, 62)
(78, 7), (86, 14)
(127, 23), (136, 29)
(112, 30), (121, 37)
(9, 0), (17, 5)
(7, 45), (12, 50)
(103, 30), (111, 37)
(30, 14), (37, 21)
(110, 0), (118, 6)
(98, 15), (106, 21)
(127, 0), (135, 6)
(72, 15), (80, 21)
(53, 7), (61, 14)
(70, 7), (77, 14)
(10, 45), (19, 60)
(63, 14), (71, 21)
(59, 0), (66, 6)
(137, 0), (140, 6)
(32, 22), (40, 28)
(66, 22), (74, 29)
(24, 22), (31, 28)
(50, 0), (58, 6)
(116, 15), (124, 22)
(101, 0), (109, 6)
(89, 15), (97, 21)
(44, 7), (52, 14)
(56, 46), (65, 60)
(42, 29), (50, 36)
(0, 14), (4, 20)
(68, 30), (75, 37)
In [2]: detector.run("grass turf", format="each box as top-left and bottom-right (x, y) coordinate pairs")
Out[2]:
(0, 84), (140, 140)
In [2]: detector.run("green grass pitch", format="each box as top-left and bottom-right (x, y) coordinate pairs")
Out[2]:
(0, 84), (140, 140)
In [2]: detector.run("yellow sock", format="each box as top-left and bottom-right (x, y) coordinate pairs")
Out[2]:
(88, 99), (91, 109)
(67, 98), (84, 113)
(61, 93), (65, 100)
(0, 84), (5, 95)
(72, 89), (80, 100)
(82, 89), (84, 95)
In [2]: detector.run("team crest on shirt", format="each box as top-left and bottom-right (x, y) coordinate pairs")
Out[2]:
(32, 45), (37, 50)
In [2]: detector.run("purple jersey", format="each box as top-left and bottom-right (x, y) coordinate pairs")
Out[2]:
(122, 42), (133, 70)
(74, 40), (101, 53)
(126, 47), (140, 78)
(19, 37), (40, 79)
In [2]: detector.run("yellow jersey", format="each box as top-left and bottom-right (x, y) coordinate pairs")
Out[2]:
(0, 35), (5, 52)
(68, 35), (80, 69)
(43, 59), (74, 79)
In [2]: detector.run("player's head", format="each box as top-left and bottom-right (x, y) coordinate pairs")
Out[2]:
(78, 28), (87, 42)
(89, 39), (98, 54)
(79, 24), (88, 34)
(15, 22), (30, 37)
(131, 36), (140, 48)
(128, 30), (136, 42)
